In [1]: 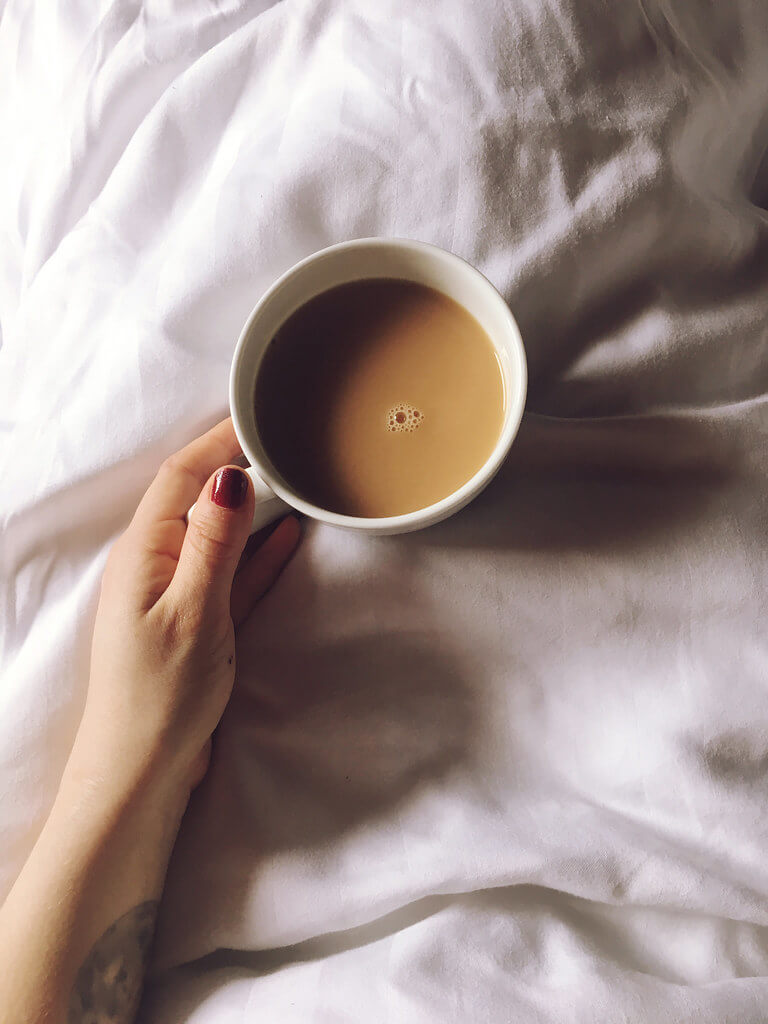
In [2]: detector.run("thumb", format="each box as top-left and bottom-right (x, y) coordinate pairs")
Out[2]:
(168, 466), (254, 614)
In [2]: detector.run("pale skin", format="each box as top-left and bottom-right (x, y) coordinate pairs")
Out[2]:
(0, 419), (301, 1023)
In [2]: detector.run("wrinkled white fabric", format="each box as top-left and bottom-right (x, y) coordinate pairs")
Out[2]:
(2, 1), (768, 1021)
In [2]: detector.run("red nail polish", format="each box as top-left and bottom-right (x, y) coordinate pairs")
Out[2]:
(211, 467), (248, 509)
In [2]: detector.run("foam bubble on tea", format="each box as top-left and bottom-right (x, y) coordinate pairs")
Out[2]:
(387, 404), (423, 433)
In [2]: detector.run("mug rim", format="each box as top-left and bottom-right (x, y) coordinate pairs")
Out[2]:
(230, 237), (527, 533)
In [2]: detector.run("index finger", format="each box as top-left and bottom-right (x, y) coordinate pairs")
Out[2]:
(132, 417), (243, 529)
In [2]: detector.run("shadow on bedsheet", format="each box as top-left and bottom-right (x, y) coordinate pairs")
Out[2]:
(226, 631), (476, 853)
(417, 409), (740, 552)
(151, 628), (477, 970)
(203, 883), (693, 984)
(144, 882), (759, 1019)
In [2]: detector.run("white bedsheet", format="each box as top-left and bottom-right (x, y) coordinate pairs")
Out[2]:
(2, 2), (768, 1021)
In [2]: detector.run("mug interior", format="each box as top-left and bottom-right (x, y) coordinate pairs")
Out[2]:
(230, 238), (527, 534)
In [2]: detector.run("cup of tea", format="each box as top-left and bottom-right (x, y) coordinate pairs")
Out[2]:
(201, 238), (526, 536)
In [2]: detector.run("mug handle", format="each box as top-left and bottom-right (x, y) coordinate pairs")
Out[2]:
(187, 466), (291, 534)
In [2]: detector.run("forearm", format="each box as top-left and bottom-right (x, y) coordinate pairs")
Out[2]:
(0, 745), (188, 1024)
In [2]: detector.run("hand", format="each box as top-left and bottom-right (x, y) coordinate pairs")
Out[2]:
(68, 418), (300, 807)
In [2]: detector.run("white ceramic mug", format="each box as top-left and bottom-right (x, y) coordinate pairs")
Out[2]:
(209, 238), (527, 536)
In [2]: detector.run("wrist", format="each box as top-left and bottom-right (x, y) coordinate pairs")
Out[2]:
(64, 697), (206, 818)
(61, 736), (192, 829)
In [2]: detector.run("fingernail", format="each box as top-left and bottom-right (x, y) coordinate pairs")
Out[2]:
(211, 467), (248, 509)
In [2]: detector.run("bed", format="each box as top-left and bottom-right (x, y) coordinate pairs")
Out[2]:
(2, 1), (768, 1020)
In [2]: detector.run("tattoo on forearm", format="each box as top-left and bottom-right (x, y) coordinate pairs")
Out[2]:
(67, 900), (158, 1024)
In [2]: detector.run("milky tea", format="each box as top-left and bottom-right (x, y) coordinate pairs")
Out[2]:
(255, 279), (506, 518)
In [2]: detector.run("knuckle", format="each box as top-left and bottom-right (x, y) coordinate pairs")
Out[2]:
(159, 451), (185, 475)
(155, 592), (229, 652)
(155, 601), (202, 650)
(187, 516), (238, 564)
(159, 453), (201, 491)
(158, 453), (181, 479)
(174, 598), (206, 636)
